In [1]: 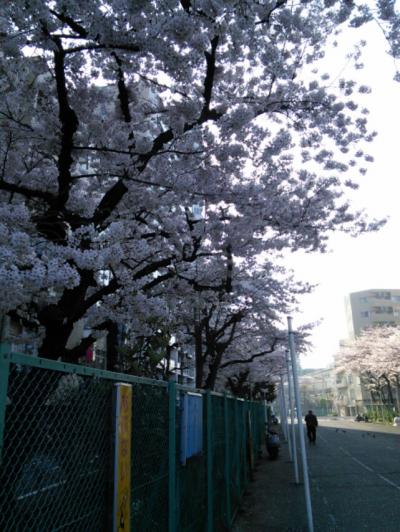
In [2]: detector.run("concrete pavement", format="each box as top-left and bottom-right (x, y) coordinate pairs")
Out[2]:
(233, 418), (400, 531)
(233, 434), (308, 531)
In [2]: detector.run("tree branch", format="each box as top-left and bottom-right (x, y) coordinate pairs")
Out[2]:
(0, 179), (54, 202)
(200, 35), (219, 121)
(53, 38), (79, 206)
(220, 337), (280, 369)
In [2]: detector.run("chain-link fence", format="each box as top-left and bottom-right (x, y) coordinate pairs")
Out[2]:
(0, 346), (265, 531)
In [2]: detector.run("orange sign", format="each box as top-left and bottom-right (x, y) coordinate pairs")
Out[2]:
(113, 383), (132, 532)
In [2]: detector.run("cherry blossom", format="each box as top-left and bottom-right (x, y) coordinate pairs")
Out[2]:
(0, 1), (398, 379)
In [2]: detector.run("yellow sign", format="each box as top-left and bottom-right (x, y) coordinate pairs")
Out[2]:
(113, 383), (132, 532)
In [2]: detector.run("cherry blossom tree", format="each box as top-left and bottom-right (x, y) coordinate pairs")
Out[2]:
(0, 1), (398, 372)
(337, 326), (400, 405)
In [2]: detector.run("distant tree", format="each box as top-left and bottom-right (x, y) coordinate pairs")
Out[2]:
(226, 369), (277, 401)
(337, 326), (400, 404)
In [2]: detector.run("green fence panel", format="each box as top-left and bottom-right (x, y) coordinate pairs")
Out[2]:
(211, 395), (225, 531)
(228, 398), (240, 519)
(176, 393), (207, 532)
(237, 400), (246, 493)
(0, 348), (265, 532)
(206, 391), (213, 532)
(223, 394), (232, 528)
(0, 357), (114, 532)
(0, 347), (10, 466)
(130, 381), (169, 532)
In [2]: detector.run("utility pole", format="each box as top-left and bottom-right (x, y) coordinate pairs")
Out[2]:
(286, 349), (299, 483)
(288, 317), (314, 532)
(278, 381), (288, 441)
(280, 372), (291, 459)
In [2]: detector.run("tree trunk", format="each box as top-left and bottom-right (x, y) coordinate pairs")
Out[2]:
(382, 375), (394, 405)
(195, 324), (204, 388)
(396, 375), (400, 411)
(204, 345), (224, 390)
(38, 313), (75, 361)
(106, 321), (119, 371)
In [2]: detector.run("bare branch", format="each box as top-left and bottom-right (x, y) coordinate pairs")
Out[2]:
(220, 337), (280, 369)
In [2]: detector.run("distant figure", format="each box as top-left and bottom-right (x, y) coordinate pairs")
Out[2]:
(271, 414), (279, 425)
(305, 410), (318, 444)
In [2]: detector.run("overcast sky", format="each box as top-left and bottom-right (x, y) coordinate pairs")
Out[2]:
(286, 21), (400, 369)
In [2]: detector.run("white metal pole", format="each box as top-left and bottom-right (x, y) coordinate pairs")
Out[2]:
(286, 349), (299, 483)
(280, 373), (292, 459)
(280, 376), (289, 442)
(279, 383), (288, 441)
(288, 317), (314, 532)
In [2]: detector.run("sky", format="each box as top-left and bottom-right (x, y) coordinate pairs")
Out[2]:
(286, 21), (400, 369)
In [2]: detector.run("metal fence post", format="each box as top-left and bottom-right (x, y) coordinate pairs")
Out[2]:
(257, 403), (263, 449)
(243, 402), (248, 485)
(206, 391), (213, 532)
(224, 393), (232, 528)
(286, 349), (299, 483)
(234, 399), (240, 499)
(168, 381), (177, 532)
(288, 317), (314, 532)
(0, 343), (10, 466)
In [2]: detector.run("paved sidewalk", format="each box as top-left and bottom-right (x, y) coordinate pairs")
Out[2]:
(233, 437), (308, 532)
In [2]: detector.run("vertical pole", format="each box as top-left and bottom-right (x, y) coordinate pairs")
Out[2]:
(286, 349), (299, 484)
(223, 394), (232, 528)
(168, 381), (176, 532)
(112, 383), (132, 532)
(263, 399), (268, 424)
(247, 404), (254, 475)
(243, 402), (248, 485)
(0, 344), (10, 466)
(279, 376), (288, 442)
(277, 389), (284, 438)
(234, 399), (240, 499)
(288, 317), (314, 532)
(206, 391), (213, 532)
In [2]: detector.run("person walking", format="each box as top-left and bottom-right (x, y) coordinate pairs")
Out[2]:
(305, 410), (318, 444)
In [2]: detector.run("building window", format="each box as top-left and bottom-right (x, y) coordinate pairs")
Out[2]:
(392, 295), (400, 302)
(360, 296), (368, 304)
(372, 306), (393, 314)
(360, 311), (369, 318)
(372, 291), (391, 300)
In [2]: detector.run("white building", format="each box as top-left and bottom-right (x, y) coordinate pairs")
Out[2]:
(332, 288), (400, 416)
(333, 366), (371, 417)
(345, 289), (400, 339)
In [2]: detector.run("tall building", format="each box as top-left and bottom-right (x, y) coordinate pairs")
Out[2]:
(345, 289), (400, 339)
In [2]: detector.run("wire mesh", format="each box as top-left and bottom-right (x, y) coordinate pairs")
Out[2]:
(0, 362), (113, 532)
(211, 395), (226, 531)
(0, 352), (266, 532)
(176, 393), (207, 532)
(130, 381), (169, 531)
(228, 397), (240, 515)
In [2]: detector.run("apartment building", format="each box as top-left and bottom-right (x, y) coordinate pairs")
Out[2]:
(333, 367), (371, 416)
(331, 289), (400, 415)
(345, 289), (400, 339)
